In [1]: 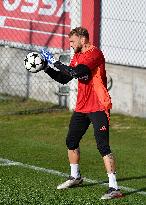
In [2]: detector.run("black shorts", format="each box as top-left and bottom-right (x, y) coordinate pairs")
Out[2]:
(66, 111), (111, 156)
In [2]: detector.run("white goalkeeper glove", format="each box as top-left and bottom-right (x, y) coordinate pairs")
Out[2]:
(41, 49), (56, 66)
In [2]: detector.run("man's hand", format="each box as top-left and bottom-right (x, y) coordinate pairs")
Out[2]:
(41, 49), (56, 65)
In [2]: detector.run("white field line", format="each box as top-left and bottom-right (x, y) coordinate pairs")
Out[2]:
(0, 158), (146, 196)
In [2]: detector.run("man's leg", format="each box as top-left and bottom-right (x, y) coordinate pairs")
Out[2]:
(68, 148), (80, 179)
(89, 111), (123, 199)
(103, 153), (118, 189)
(103, 153), (115, 173)
(57, 112), (90, 189)
(68, 148), (80, 164)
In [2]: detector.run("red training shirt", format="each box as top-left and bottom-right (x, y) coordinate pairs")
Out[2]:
(70, 46), (112, 113)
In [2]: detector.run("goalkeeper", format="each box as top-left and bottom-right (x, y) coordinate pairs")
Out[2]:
(40, 27), (123, 200)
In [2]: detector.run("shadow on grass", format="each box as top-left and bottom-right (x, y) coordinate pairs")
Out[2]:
(117, 175), (146, 182)
(79, 183), (99, 188)
(65, 175), (146, 196)
(101, 175), (146, 184)
(69, 183), (98, 189)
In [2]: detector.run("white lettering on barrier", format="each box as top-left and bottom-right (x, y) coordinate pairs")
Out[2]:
(2, 0), (70, 17)
(3, 0), (21, 11)
(39, 0), (57, 16)
(21, 0), (39, 13)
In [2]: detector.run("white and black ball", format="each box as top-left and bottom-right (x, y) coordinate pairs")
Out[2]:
(24, 52), (44, 73)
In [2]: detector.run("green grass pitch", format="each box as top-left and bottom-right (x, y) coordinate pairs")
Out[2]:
(0, 111), (146, 204)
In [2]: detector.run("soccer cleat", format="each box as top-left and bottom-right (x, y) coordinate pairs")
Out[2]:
(101, 187), (123, 200)
(57, 176), (83, 190)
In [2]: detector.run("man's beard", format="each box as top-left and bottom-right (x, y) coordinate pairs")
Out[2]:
(74, 45), (82, 53)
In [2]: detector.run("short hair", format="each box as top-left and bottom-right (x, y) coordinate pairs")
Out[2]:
(68, 27), (89, 40)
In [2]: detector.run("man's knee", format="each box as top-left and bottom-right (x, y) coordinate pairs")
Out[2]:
(97, 144), (111, 157)
(66, 136), (79, 150)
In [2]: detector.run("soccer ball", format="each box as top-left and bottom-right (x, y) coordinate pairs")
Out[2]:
(24, 52), (45, 73)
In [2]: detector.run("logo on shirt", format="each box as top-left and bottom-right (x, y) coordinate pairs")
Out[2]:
(78, 75), (89, 81)
(99, 125), (107, 131)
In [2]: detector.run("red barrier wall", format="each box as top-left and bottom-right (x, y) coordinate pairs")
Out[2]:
(0, 0), (70, 50)
(0, 1), (101, 49)
(82, 0), (101, 47)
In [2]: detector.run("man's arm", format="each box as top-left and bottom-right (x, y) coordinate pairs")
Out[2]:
(54, 61), (91, 81)
(41, 49), (91, 82)
(44, 65), (73, 84)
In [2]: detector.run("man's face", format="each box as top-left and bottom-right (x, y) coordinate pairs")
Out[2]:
(69, 34), (82, 53)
